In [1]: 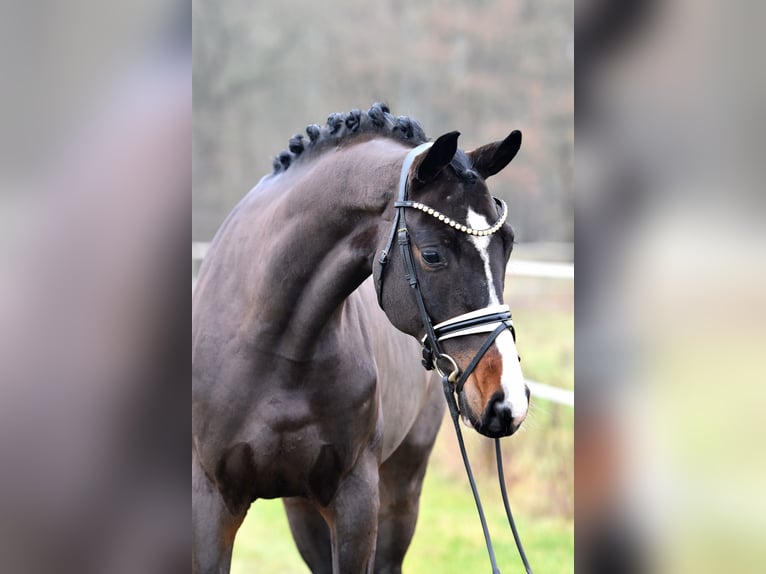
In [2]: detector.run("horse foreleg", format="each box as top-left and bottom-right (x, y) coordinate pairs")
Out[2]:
(284, 497), (333, 574)
(374, 378), (444, 574)
(192, 446), (246, 574)
(322, 452), (380, 574)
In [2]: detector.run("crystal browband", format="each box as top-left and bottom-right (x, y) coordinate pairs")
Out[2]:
(394, 198), (508, 237)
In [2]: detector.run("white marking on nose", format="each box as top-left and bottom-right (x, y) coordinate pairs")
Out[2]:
(494, 329), (528, 425)
(466, 208), (528, 426)
(465, 209), (500, 306)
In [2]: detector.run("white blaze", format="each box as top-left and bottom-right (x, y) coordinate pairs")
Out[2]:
(466, 208), (528, 425)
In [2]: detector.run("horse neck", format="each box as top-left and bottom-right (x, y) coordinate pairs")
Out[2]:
(242, 138), (407, 360)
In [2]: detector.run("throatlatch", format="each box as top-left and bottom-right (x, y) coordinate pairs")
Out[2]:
(375, 143), (533, 574)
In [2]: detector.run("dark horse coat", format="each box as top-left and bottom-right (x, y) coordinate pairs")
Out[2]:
(193, 104), (528, 573)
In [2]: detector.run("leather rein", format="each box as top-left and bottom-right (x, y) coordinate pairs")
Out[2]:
(374, 143), (533, 574)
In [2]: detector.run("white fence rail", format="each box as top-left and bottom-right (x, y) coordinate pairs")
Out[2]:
(192, 241), (209, 260)
(192, 241), (574, 408)
(507, 260), (574, 279)
(526, 381), (574, 407)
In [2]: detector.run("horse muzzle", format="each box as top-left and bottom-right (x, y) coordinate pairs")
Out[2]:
(459, 383), (529, 438)
(423, 305), (529, 438)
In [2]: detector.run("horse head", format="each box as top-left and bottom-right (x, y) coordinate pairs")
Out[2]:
(376, 129), (528, 438)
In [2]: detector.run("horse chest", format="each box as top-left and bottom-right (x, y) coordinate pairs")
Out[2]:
(238, 367), (380, 499)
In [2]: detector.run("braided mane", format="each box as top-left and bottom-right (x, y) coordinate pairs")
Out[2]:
(271, 103), (428, 174)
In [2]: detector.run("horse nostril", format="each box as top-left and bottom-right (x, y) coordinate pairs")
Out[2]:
(492, 398), (508, 417)
(488, 395), (512, 433)
(525, 385), (530, 402)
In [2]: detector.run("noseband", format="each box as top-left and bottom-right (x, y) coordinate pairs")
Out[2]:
(374, 143), (533, 573)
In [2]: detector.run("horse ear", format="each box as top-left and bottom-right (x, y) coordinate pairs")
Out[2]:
(467, 130), (522, 179)
(414, 131), (460, 184)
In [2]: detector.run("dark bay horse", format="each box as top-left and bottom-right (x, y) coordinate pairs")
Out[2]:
(192, 104), (529, 573)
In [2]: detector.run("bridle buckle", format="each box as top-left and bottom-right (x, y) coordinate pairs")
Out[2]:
(434, 353), (460, 384)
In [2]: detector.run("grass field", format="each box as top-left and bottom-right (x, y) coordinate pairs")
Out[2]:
(232, 472), (573, 574)
(231, 274), (573, 573)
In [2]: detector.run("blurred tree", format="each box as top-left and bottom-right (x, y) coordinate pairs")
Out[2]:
(193, 0), (572, 243)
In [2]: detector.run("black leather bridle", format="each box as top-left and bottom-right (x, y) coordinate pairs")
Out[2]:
(374, 142), (533, 574)
(374, 143), (516, 380)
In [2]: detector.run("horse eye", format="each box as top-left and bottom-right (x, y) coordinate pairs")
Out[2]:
(422, 250), (442, 266)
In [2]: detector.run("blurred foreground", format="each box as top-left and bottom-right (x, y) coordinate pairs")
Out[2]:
(0, 2), (189, 573)
(577, 0), (766, 572)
